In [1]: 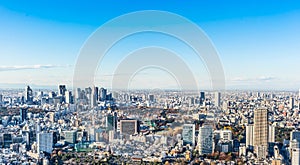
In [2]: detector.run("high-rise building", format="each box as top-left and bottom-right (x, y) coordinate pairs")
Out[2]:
(106, 113), (117, 131)
(289, 97), (295, 110)
(269, 124), (276, 143)
(200, 91), (205, 105)
(290, 130), (300, 142)
(257, 92), (261, 98)
(2, 133), (12, 148)
(148, 94), (155, 102)
(20, 108), (27, 122)
(253, 108), (268, 159)
(65, 91), (72, 104)
(58, 85), (66, 96)
(220, 130), (232, 141)
(99, 87), (107, 101)
(214, 92), (221, 107)
(25, 86), (33, 103)
(120, 119), (139, 136)
(182, 124), (195, 146)
(292, 148), (300, 165)
(64, 131), (77, 144)
(198, 125), (213, 155)
(37, 132), (54, 154)
(91, 86), (99, 107)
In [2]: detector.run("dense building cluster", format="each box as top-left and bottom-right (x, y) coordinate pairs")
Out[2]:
(0, 87), (299, 164)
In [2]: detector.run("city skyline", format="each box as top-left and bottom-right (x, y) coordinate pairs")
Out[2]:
(1, 1), (300, 90)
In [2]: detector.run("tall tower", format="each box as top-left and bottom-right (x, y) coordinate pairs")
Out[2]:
(65, 91), (72, 104)
(253, 108), (268, 159)
(20, 108), (27, 122)
(99, 87), (107, 101)
(200, 91), (205, 105)
(91, 86), (99, 107)
(106, 113), (117, 131)
(198, 125), (213, 155)
(25, 86), (33, 103)
(182, 124), (196, 146)
(289, 97), (295, 110)
(246, 124), (254, 149)
(58, 85), (66, 96)
(214, 92), (221, 107)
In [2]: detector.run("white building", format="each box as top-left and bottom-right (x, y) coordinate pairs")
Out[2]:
(214, 92), (221, 107)
(292, 148), (300, 165)
(246, 124), (254, 149)
(182, 124), (195, 146)
(198, 125), (213, 155)
(37, 132), (53, 154)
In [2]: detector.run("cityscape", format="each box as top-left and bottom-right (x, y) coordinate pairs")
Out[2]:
(1, 1), (300, 165)
(0, 87), (300, 164)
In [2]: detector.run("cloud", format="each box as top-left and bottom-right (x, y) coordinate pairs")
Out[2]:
(231, 76), (276, 82)
(257, 76), (276, 81)
(0, 64), (71, 72)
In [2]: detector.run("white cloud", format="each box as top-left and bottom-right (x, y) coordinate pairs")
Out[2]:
(231, 76), (276, 82)
(0, 64), (71, 72)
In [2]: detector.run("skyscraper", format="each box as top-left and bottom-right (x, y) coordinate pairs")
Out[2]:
(91, 86), (99, 107)
(106, 113), (117, 131)
(289, 97), (295, 110)
(25, 86), (33, 103)
(246, 124), (254, 149)
(200, 91), (205, 105)
(37, 132), (54, 154)
(65, 91), (72, 104)
(58, 85), (66, 96)
(268, 124), (276, 143)
(292, 148), (300, 165)
(253, 108), (268, 159)
(198, 125), (213, 155)
(99, 87), (107, 101)
(20, 108), (27, 122)
(214, 92), (221, 107)
(182, 124), (195, 146)
(58, 85), (67, 103)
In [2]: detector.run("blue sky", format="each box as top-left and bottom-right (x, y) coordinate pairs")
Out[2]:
(0, 1), (300, 90)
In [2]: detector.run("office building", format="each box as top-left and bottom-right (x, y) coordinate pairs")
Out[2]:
(106, 113), (117, 131)
(292, 148), (300, 165)
(58, 85), (66, 96)
(214, 92), (221, 107)
(198, 125), (213, 155)
(64, 131), (77, 144)
(290, 97), (295, 110)
(91, 86), (98, 107)
(200, 91), (205, 105)
(120, 119), (139, 136)
(290, 130), (300, 142)
(99, 87), (107, 101)
(25, 86), (33, 103)
(2, 133), (12, 148)
(148, 94), (155, 102)
(182, 124), (195, 146)
(20, 108), (27, 122)
(65, 91), (72, 104)
(220, 130), (232, 141)
(269, 124), (276, 143)
(253, 108), (268, 159)
(37, 132), (54, 154)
